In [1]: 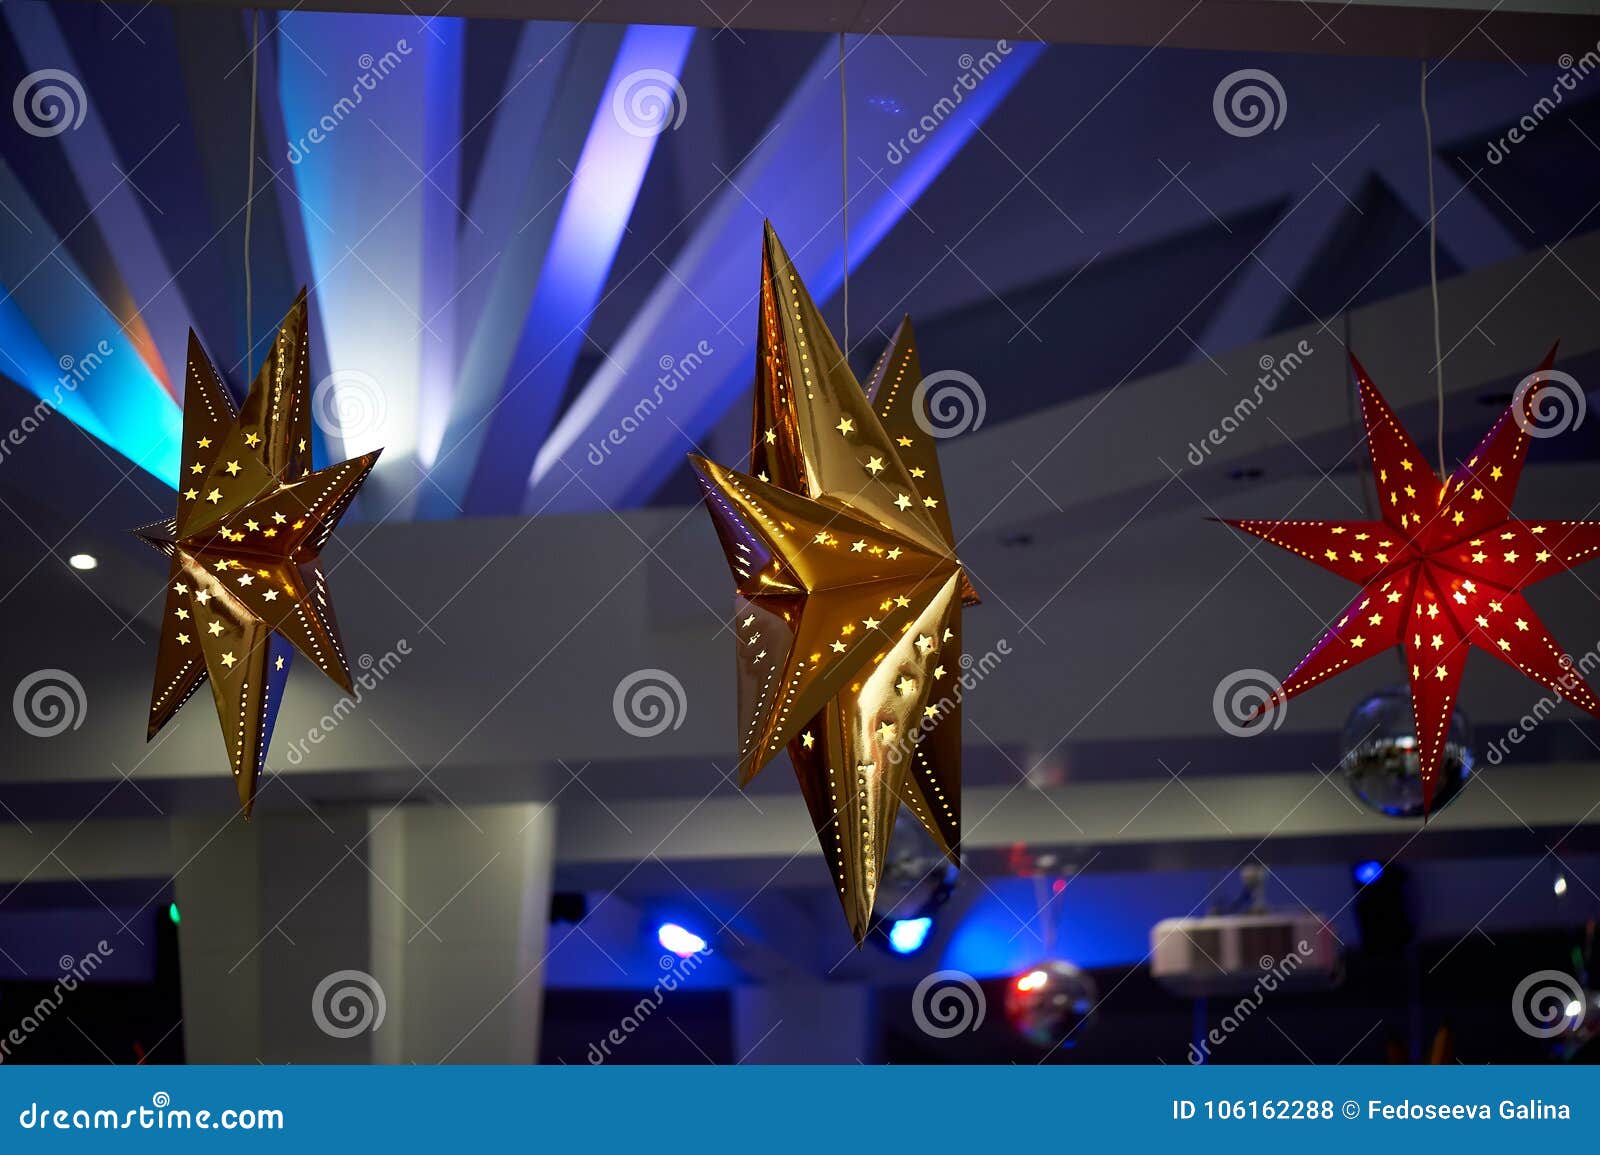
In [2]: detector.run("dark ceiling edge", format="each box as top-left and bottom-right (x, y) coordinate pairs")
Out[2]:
(81, 0), (1600, 62)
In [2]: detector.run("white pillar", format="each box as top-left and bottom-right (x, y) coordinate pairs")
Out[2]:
(171, 802), (556, 1063)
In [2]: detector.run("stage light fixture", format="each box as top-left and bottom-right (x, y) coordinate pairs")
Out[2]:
(886, 917), (933, 955)
(657, 923), (707, 959)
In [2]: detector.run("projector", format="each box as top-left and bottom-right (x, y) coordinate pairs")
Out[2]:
(1150, 912), (1340, 997)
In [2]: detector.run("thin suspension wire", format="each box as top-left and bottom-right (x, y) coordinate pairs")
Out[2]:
(1421, 59), (1445, 480)
(839, 31), (849, 354)
(245, 10), (261, 367)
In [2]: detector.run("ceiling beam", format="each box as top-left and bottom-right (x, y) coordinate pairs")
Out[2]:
(8, 762), (1597, 886)
(81, 0), (1600, 63)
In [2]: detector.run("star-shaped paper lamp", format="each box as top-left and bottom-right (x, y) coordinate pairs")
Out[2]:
(689, 223), (981, 943)
(1221, 347), (1600, 811)
(133, 291), (381, 815)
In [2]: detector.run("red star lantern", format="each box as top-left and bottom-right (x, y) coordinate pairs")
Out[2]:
(1222, 347), (1600, 811)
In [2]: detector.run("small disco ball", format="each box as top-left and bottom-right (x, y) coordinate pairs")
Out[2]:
(1004, 960), (1097, 1049)
(1339, 685), (1473, 818)
(875, 809), (957, 922)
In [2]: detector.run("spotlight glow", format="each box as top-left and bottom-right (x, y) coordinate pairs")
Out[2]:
(657, 922), (707, 959)
(887, 916), (933, 955)
(1016, 968), (1048, 993)
(1566, 999), (1584, 1019)
(1353, 860), (1384, 886)
(1554, 874), (1569, 897)
(67, 553), (97, 571)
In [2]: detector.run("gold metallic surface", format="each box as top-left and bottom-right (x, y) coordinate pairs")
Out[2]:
(135, 291), (381, 816)
(690, 223), (979, 943)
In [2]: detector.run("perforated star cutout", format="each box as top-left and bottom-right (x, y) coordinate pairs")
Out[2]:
(134, 291), (381, 815)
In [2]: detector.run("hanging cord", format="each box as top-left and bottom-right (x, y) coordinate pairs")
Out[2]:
(1421, 60), (1445, 479)
(1344, 309), (1378, 519)
(245, 9), (261, 365)
(1032, 873), (1059, 955)
(838, 31), (849, 354)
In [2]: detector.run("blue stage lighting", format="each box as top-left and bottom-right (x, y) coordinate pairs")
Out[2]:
(887, 916), (933, 955)
(1353, 860), (1384, 886)
(657, 923), (708, 959)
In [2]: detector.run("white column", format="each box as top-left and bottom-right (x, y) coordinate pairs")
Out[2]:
(171, 802), (556, 1064)
(370, 803), (556, 1063)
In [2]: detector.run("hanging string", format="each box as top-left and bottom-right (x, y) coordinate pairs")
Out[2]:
(1421, 60), (1445, 480)
(1344, 309), (1378, 519)
(839, 31), (849, 354)
(1032, 874), (1056, 955)
(245, 9), (261, 366)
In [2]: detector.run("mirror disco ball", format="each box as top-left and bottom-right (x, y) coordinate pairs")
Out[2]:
(1004, 961), (1097, 1049)
(1338, 685), (1473, 818)
(875, 809), (957, 922)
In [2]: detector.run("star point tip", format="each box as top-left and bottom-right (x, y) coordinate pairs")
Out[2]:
(760, 221), (794, 265)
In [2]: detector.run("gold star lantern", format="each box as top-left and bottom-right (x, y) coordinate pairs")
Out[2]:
(134, 291), (381, 815)
(690, 223), (981, 943)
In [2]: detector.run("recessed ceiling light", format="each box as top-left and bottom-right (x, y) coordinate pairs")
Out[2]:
(67, 553), (97, 571)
